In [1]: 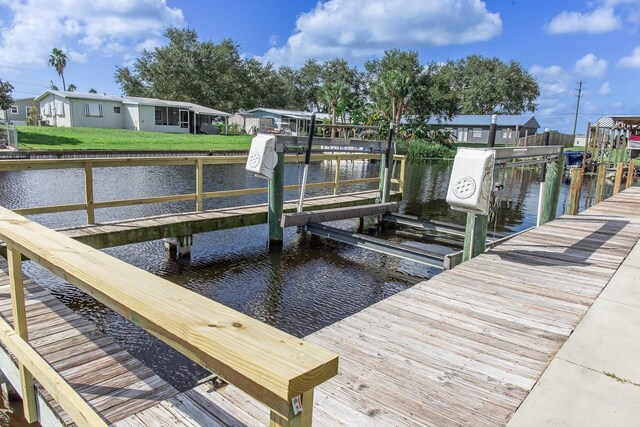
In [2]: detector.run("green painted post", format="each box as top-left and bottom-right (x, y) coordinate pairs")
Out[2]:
(268, 149), (285, 248)
(539, 155), (566, 225)
(462, 213), (488, 261)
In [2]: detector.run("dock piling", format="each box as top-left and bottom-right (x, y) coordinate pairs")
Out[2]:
(595, 163), (607, 204)
(539, 154), (565, 225)
(268, 148), (285, 248)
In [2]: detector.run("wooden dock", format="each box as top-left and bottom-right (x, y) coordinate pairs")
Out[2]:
(1, 186), (639, 425)
(0, 260), (178, 426)
(115, 187), (640, 426)
(59, 190), (395, 249)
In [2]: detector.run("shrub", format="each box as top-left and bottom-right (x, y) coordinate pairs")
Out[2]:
(396, 139), (456, 160)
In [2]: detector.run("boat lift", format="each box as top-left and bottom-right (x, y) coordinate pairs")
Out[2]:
(248, 126), (564, 270)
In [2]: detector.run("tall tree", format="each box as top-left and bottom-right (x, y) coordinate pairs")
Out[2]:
(115, 28), (263, 112)
(366, 50), (421, 127)
(435, 55), (539, 114)
(0, 79), (15, 113)
(67, 83), (77, 92)
(321, 81), (350, 136)
(88, 88), (98, 94)
(48, 48), (68, 91)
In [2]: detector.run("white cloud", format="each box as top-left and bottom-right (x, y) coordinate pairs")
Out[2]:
(545, 7), (621, 34)
(574, 53), (608, 77)
(261, 0), (502, 66)
(599, 81), (611, 95)
(268, 35), (280, 47)
(0, 0), (184, 68)
(67, 49), (87, 63)
(529, 65), (572, 96)
(618, 46), (640, 67)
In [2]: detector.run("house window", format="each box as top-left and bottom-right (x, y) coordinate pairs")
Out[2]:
(84, 103), (103, 117)
(502, 129), (511, 139)
(55, 101), (65, 117)
(155, 107), (164, 125)
(472, 128), (482, 138)
(25, 106), (33, 116)
(114, 106), (121, 113)
(9, 105), (18, 115)
(155, 107), (179, 126)
(168, 107), (179, 126)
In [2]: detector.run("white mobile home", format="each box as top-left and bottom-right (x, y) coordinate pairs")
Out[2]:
(34, 91), (230, 134)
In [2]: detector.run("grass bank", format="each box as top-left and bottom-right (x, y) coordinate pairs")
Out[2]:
(16, 126), (253, 151)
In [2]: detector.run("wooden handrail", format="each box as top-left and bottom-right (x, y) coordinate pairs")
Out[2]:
(0, 206), (339, 425)
(3, 154), (407, 224)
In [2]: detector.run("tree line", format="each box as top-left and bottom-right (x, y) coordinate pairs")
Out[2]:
(115, 28), (540, 132)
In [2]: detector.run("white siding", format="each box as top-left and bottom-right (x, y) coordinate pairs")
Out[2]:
(123, 104), (140, 130)
(70, 99), (124, 129)
(39, 94), (71, 127)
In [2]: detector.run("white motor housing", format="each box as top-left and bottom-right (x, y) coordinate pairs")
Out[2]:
(246, 134), (278, 179)
(446, 148), (495, 215)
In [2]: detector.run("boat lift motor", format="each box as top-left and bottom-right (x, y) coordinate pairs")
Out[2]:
(446, 148), (496, 215)
(245, 134), (278, 179)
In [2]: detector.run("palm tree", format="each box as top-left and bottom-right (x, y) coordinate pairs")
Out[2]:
(48, 48), (67, 91)
(321, 81), (349, 137)
(66, 84), (77, 92)
(88, 88), (97, 94)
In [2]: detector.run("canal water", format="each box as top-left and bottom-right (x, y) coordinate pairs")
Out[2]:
(0, 159), (610, 397)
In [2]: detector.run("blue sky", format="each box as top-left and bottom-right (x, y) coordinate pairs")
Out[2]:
(1, 0), (639, 133)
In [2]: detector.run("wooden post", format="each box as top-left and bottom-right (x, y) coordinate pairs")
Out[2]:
(613, 161), (624, 195)
(567, 168), (583, 215)
(595, 163), (607, 204)
(268, 149), (285, 247)
(536, 129), (551, 226)
(7, 247), (38, 423)
(462, 116), (496, 261)
(195, 158), (204, 211)
(399, 157), (406, 193)
(539, 155), (565, 225)
(333, 156), (340, 196)
(581, 121), (590, 171)
(462, 213), (488, 261)
(627, 158), (636, 188)
(83, 161), (95, 224)
(270, 389), (314, 427)
(591, 123), (600, 164)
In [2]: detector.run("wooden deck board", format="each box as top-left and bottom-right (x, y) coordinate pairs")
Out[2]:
(0, 261), (179, 426)
(6, 187), (640, 426)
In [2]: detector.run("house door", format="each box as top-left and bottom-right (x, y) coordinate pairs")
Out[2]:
(457, 128), (468, 142)
(179, 110), (189, 129)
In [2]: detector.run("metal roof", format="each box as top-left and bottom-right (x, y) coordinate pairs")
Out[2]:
(426, 114), (539, 128)
(34, 90), (230, 116)
(247, 107), (331, 120)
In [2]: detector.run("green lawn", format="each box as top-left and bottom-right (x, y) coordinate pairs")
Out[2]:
(16, 126), (253, 151)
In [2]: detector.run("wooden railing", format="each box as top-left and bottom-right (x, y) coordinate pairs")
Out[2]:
(0, 153), (407, 223)
(0, 206), (338, 426)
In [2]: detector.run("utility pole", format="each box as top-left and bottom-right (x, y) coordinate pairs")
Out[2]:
(572, 80), (583, 135)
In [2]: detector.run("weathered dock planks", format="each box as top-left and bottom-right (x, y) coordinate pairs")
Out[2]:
(3, 187), (640, 426)
(113, 186), (640, 426)
(60, 190), (396, 249)
(0, 261), (178, 426)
